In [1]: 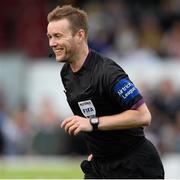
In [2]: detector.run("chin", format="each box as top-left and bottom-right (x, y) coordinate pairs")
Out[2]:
(55, 56), (66, 62)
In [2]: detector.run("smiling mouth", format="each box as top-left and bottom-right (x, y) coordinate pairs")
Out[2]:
(54, 47), (65, 54)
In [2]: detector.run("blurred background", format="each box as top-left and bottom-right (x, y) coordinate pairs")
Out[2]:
(0, 0), (180, 178)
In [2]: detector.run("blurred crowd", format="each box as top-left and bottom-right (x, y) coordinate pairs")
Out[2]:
(0, 91), (88, 156)
(142, 79), (180, 155)
(0, 0), (180, 157)
(1, 0), (180, 59)
(0, 78), (180, 157)
(85, 0), (180, 59)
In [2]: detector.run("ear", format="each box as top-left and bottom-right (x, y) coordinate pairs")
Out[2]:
(76, 29), (85, 42)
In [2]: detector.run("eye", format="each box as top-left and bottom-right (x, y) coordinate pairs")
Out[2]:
(47, 35), (52, 39)
(55, 34), (62, 39)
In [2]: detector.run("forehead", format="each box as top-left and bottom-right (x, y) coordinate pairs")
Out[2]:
(47, 19), (71, 34)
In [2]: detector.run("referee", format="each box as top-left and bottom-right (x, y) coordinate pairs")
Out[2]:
(47, 5), (164, 179)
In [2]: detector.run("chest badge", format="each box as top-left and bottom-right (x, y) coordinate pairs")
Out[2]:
(78, 100), (96, 118)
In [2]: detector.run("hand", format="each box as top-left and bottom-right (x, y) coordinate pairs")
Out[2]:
(61, 115), (93, 135)
(87, 154), (93, 161)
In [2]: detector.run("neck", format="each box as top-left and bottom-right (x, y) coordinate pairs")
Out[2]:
(70, 43), (89, 72)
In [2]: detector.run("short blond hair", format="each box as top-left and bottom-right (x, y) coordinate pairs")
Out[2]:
(47, 5), (88, 38)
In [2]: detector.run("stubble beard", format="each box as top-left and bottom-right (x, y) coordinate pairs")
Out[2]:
(64, 45), (78, 64)
(55, 46), (70, 63)
(56, 39), (78, 64)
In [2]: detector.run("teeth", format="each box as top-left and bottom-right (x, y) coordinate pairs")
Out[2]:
(54, 48), (64, 53)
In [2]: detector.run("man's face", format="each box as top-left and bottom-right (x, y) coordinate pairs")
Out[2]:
(47, 19), (76, 62)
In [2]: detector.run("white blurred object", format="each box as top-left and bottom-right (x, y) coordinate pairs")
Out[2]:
(163, 154), (180, 178)
(26, 61), (73, 120)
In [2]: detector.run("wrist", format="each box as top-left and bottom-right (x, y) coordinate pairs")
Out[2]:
(89, 117), (99, 131)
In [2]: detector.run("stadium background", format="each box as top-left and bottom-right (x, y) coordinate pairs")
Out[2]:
(0, 0), (180, 178)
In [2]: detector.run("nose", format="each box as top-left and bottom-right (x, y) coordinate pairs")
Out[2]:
(49, 38), (58, 47)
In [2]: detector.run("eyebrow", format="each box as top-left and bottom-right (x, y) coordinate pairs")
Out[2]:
(47, 32), (64, 36)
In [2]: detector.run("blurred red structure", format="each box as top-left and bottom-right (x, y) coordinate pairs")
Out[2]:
(0, 0), (48, 58)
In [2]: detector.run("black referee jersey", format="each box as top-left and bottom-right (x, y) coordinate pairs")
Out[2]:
(61, 49), (146, 158)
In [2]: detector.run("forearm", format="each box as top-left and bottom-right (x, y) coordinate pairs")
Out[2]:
(98, 104), (151, 130)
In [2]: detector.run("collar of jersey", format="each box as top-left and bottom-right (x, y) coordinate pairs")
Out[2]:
(70, 48), (92, 74)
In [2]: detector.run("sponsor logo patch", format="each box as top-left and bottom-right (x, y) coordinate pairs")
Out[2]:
(113, 78), (140, 104)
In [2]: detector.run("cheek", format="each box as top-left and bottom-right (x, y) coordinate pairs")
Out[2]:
(70, 40), (76, 50)
(60, 40), (72, 51)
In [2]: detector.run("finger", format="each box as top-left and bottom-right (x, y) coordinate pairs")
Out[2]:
(61, 120), (68, 128)
(88, 154), (93, 161)
(74, 127), (81, 135)
(68, 123), (78, 135)
(64, 120), (76, 132)
(61, 116), (74, 128)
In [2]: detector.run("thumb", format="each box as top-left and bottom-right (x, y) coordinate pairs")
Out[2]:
(87, 154), (93, 161)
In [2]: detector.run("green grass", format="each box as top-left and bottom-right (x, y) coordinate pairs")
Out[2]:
(0, 156), (84, 179)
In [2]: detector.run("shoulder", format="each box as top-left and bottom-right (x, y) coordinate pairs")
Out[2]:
(92, 50), (127, 81)
(91, 50), (124, 73)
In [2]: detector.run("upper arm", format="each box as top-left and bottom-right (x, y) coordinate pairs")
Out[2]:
(102, 61), (144, 111)
(112, 77), (144, 110)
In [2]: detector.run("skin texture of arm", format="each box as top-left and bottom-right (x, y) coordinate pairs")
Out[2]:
(61, 103), (151, 135)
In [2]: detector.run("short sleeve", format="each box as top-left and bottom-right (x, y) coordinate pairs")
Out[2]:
(103, 60), (144, 110)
